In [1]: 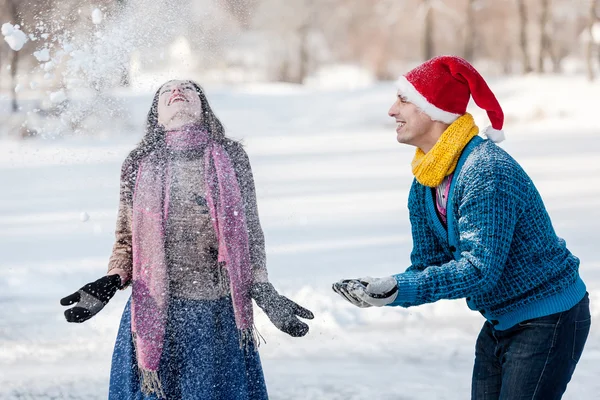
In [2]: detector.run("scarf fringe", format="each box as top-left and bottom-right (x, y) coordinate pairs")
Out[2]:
(238, 324), (266, 353)
(239, 327), (255, 350)
(139, 368), (166, 399)
(253, 323), (266, 347)
(132, 331), (166, 399)
(217, 263), (229, 292)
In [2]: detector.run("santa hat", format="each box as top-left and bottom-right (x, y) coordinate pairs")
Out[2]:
(396, 56), (505, 143)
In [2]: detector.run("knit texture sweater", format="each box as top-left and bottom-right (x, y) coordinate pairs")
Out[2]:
(164, 154), (228, 300)
(389, 136), (586, 330)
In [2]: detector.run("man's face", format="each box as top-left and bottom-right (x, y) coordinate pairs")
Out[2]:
(157, 80), (203, 129)
(388, 92), (436, 148)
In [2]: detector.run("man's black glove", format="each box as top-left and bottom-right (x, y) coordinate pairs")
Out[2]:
(60, 274), (122, 323)
(251, 282), (314, 337)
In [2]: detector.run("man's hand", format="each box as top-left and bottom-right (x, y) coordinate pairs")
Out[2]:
(60, 274), (122, 323)
(332, 279), (372, 308)
(332, 276), (398, 307)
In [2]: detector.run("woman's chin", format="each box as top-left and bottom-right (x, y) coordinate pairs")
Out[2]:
(162, 117), (202, 131)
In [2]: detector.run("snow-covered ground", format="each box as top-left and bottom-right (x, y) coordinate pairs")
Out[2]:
(1, 75), (599, 399)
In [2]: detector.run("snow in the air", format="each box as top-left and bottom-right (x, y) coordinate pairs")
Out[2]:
(49, 90), (67, 104)
(80, 212), (91, 223)
(1, 23), (27, 51)
(1, 22), (13, 35)
(33, 48), (50, 62)
(0, 2), (599, 400)
(92, 9), (104, 25)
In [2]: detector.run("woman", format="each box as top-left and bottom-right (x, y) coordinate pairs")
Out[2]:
(60, 80), (314, 399)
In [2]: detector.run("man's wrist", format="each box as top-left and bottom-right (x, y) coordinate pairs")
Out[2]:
(387, 274), (419, 306)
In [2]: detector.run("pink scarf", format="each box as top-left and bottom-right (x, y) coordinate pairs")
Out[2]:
(131, 126), (254, 397)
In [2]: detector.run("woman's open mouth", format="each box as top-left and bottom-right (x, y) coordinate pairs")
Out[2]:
(168, 95), (188, 105)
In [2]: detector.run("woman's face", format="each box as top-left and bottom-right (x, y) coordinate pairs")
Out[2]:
(156, 80), (203, 130)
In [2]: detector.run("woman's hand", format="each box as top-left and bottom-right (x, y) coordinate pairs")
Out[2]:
(251, 283), (314, 337)
(60, 274), (122, 323)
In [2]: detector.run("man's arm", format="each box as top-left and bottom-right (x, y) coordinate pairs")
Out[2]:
(390, 166), (522, 307)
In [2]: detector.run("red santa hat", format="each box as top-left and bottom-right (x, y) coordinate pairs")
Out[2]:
(396, 55), (505, 142)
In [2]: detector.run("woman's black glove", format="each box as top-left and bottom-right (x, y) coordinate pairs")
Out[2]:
(60, 274), (122, 323)
(251, 282), (314, 337)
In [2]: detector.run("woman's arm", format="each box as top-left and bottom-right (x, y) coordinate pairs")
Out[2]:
(106, 158), (138, 286)
(227, 141), (315, 336)
(227, 141), (269, 283)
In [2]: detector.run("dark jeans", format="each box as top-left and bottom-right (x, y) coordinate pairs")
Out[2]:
(471, 293), (591, 400)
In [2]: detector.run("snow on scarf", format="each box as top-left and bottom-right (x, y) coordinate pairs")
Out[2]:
(131, 126), (254, 397)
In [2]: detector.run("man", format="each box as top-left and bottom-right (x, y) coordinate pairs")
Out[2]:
(332, 55), (591, 399)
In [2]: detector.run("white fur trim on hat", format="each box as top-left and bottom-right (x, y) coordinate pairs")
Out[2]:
(482, 126), (505, 143)
(396, 76), (462, 124)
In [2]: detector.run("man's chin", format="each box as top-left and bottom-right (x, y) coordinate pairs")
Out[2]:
(396, 134), (409, 144)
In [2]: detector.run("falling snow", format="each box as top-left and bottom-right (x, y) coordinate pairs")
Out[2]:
(2, 23), (27, 51)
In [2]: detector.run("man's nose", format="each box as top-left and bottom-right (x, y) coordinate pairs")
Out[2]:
(388, 104), (397, 118)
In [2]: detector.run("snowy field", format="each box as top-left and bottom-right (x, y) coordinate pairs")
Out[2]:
(1, 75), (599, 399)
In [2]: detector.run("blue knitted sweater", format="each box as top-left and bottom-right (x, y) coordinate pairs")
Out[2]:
(389, 136), (586, 330)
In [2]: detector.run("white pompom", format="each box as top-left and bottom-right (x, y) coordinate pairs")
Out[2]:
(482, 126), (505, 143)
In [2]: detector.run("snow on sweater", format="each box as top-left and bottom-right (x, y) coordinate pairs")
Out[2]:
(390, 137), (586, 330)
(107, 140), (269, 298)
(165, 154), (229, 299)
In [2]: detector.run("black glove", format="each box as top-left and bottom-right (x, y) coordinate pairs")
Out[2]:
(60, 274), (122, 323)
(251, 282), (314, 337)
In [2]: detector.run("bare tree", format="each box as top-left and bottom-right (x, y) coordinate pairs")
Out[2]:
(597, 0), (600, 76)
(423, 0), (435, 60)
(333, 0), (408, 80)
(464, 0), (476, 61)
(220, 0), (258, 29)
(4, 0), (19, 111)
(297, 21), (310, 84)
(587, 0), (599, 80)
(0, 35), (3, 92)
(426, 0), (468, 61)
(0, 0), (67, 94)
(516, 0), (533, 73)
(9, 51), (18, 111)
(537, 0), (552, 73)
(252, 0), (325, 83)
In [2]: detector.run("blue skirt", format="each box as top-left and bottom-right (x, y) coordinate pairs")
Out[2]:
(108, 296), (268, 400)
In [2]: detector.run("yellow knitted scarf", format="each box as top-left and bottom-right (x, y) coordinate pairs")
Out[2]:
(411, 113), (479, 187)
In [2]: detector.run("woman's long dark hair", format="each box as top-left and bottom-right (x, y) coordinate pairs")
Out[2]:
(128, 80), (227, 163)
